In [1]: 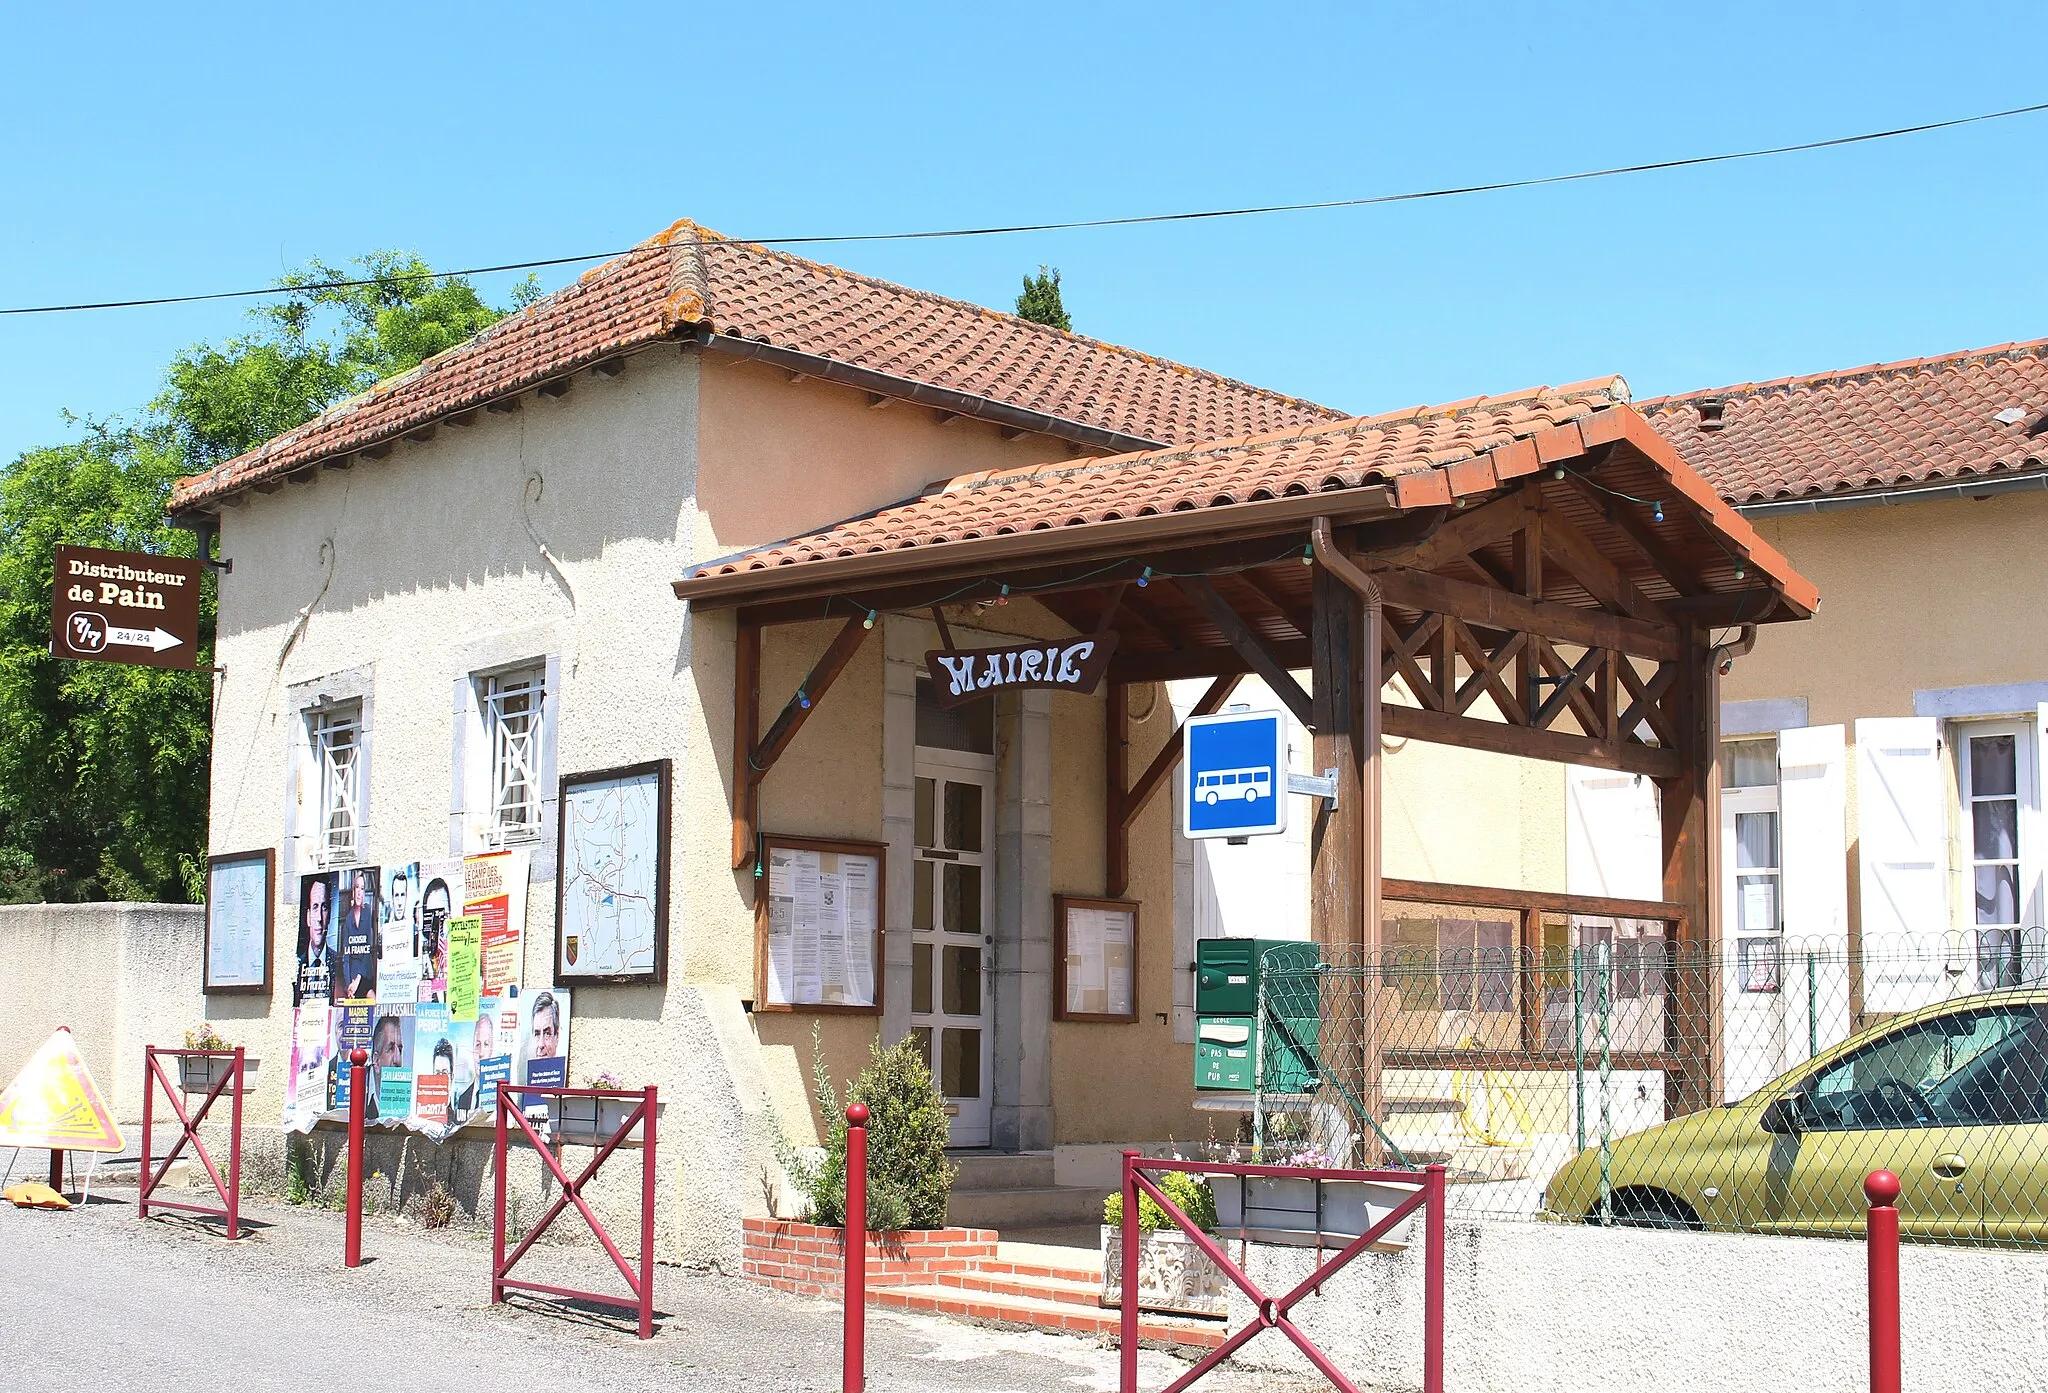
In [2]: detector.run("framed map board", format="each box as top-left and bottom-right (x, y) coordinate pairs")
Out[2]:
(755, 835), (884, 1014)
(554, 759), (671, 983)
(1055, 895), (1138, 1023)
(205, 849), (274, 994)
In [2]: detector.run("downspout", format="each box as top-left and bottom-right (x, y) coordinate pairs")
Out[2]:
(1712, 624), (1758, 677)
(1311, 516), (1390, 1162)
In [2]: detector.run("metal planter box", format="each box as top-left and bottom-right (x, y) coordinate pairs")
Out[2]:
(177, 1054), (259, 1095)
(544, 1094), (661, 1146)
(1211, 1173), (1418, 1252)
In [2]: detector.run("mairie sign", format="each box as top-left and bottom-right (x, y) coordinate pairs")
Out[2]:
(924, 633), (1118, 709)
(0, 1027), (124, 1153)
(1183, 708), (1289, 840)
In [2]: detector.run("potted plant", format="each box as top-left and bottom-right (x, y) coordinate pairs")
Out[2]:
(547, 1072), (663, 1145)
(177, 1024), (260, 1095)
(1101, 1170), (1230, 1318)
(1210, 1148), (1419, 1252)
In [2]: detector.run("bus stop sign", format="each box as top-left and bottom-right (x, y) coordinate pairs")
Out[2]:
(1183, 708), (1287, 840)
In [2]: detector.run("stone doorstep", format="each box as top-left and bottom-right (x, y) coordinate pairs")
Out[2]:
(868, 1283), (1226, 1353)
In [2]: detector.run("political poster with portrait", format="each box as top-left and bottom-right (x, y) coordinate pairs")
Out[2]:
(332, 865), (382, 1002)
(513, 987), (570, 1089)
(378, 862), (423, 1005)
(281, 986), (568, 1137)
(294, 872), (340, 1007)
(416, 858), (461, 1003)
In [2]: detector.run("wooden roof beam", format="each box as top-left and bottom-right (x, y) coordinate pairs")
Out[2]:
(1534, 502), (1671, 624)
(1177, 575), (1313, 726)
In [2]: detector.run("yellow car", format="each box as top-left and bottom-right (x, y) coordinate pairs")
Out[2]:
(1541, 989), (2048, 1242)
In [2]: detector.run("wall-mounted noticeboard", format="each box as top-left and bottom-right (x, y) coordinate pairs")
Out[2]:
(755, 835), (885, 1014)
(1055, 895), (1138, 1023)
(205, 849), (274, 994)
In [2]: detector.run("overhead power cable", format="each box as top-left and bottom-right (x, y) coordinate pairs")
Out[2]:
(5, 97), (2045, 318)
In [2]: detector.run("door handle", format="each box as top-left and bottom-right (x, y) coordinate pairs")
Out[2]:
(1932, 1154), (1969, 1179)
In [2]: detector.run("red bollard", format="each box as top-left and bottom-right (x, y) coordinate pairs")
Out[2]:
(1865, 1170), (1901, 1393)
(843, 1103), (868, 1393)
(344, 1047), (368, 1268)
(1118, 1149), (1140, 1393)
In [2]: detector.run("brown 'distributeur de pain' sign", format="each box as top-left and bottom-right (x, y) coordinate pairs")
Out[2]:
(50, 544), (204, 671)
(923, 633), (1119, 708)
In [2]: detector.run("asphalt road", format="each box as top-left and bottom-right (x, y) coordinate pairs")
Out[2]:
(0, 1190), (1316, 1393)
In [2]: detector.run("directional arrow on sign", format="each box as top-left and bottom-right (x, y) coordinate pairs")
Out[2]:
(108, 625), (183, 653)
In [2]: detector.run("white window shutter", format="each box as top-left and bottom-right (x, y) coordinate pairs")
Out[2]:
(1778, 725), (1850, 1055)
(1855, 717), (1949, 1011)
(1565, 766), (1661, 900)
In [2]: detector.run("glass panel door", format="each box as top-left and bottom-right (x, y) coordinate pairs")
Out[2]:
(911, 748), (995, 1146)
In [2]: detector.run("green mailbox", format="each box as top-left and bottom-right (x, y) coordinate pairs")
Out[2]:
(1194, 939), (1321, 1092)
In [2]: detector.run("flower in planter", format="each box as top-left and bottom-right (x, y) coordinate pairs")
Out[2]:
(184, 1023), (229, 1052)
(1281, 1148), (1341, 1171)
(581, 1071), (627, 1090)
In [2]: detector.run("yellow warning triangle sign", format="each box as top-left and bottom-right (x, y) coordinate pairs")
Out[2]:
(0, 1028), (123, 1153)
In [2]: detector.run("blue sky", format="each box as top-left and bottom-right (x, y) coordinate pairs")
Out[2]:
(4, 2), (2045, 465)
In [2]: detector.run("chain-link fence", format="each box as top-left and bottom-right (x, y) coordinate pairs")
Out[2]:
(1242, 901), (2048, 1247)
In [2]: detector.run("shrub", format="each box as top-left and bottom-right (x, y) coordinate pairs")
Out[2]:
(1103, 1170), (1216, 1233)
(787, 1027), (957, 1232)
(422, 1180), (456, 1229)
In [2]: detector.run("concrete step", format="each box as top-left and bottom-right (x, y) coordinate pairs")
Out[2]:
(947, 1184), (1106, 1230)
(933, 1267), (1104, 1309)
(869, 1282), (1224, 1353)
(948, 1150), (1054, 1191)
(979, 1254), (1103, 1283)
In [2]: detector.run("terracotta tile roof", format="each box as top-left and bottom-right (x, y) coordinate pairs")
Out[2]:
(675, 374), (1818, 620)
(168, 220), (1345, 512)
(686, 380), (1630, 579)
(1641, 338), (2048, 506)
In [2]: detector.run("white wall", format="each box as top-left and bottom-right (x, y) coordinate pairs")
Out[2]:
(0, 903), (203, 1124)
(1228, 1220), (2048, 1391)
(198, 348), (786, 1266)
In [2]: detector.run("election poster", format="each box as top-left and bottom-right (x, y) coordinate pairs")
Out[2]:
(474, 995), (516, 1116)
(378, 862), (423, 1005)
(333, 865), (382, 1002)
(514, 987), (570, 1090)
(417, 858), (460, 1003)
(446, 914), (483, 1023)
(282, 1005), (332, 1131)
(294, 872), (339, 1007)
(463, 849), (529, 996)
(412, 1004), (454, 1129)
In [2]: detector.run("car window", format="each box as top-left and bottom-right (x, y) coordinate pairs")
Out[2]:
(1798, 1006), (2048, 1130)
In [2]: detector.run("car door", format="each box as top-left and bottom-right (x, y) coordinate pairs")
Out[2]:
(1757, 1007), (2018, 1241)
(1936, 1002), (2048, 1245)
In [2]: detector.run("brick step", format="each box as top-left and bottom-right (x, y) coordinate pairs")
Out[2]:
(933, 1268), (1104, 1308)
(869, 1283), (1225, 1352)
(970, 1256), (1104, 1284)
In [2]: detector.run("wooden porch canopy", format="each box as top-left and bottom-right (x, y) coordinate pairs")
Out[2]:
(673, 379), (1818, 1046)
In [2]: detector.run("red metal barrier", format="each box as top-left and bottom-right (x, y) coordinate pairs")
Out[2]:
(139, 1046), (247, 1239)
(344, 1047), (367, 1267)
(843, 1102), (868, 1393)
(492, 1083), (658, 1340)
(1865, 1170), (1901, 1393)
(1117, 1154), (1445, 1393)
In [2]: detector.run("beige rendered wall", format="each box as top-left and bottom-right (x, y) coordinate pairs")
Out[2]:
(1725, 490), (2048, 939)
(0, 903), (204, 1124)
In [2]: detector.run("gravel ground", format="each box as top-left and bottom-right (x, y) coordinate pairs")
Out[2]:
(0, 1187), (1321, 1393)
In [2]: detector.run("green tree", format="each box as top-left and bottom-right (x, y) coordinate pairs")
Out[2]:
(0, 255), (528, 903)
(1014, 265), (1072, 332)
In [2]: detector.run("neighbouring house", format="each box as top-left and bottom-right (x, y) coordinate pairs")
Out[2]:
(163, 216), (1821, 1266)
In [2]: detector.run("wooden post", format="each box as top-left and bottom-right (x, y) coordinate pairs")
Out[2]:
(1659, 622), (1721, 1117)
(1310, 563), (1381, 1158)
(732, 619), (762, 871)
(1106, 681), (1129, 898)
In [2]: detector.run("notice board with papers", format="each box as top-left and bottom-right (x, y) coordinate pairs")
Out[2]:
(1055, 895), (1139, 1023)
(756, 835), (885, 1013)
